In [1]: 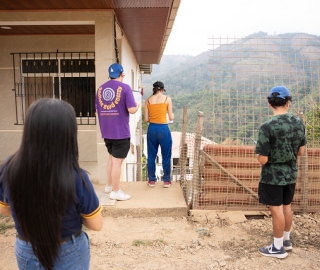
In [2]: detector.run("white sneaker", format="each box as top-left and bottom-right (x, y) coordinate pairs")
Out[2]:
(104, 185), (113, 194)
(109, 190), (131, 201)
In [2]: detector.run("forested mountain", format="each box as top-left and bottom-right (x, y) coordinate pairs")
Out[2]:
(142, 51), (211, 96)
(141, 32), (320, 142)
(141, 51), (213, 132)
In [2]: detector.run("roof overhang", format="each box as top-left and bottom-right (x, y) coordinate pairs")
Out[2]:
(0, 0), (180, 70)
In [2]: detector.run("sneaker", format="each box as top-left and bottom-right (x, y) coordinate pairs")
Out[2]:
(283, 240), (293, 251)
(104, 185), (113, 194)
(109, 190), (131, 201)
(163, 181), (171, 188)
(258, 244), (288, 259)
(148, 181), (156, 187)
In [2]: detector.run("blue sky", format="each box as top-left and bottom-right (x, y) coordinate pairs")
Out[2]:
(164, 0), (320, 56)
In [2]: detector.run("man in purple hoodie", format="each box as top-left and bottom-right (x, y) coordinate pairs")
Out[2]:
(96, 63), (140, 201)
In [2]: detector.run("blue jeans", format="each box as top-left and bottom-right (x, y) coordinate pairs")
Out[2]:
(147, 123), (172, 182)
(15, 232), (90, 270)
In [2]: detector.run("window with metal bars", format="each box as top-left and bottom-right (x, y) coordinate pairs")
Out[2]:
(11, 52), (96, 125)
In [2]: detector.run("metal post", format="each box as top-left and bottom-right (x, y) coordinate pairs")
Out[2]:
(192, 111), (204, 209)
(136, 118), (142, 181)
(179, 106), (188, 203)
(298, 111), (308, 213)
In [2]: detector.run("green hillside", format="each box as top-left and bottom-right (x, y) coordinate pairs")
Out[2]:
(142, 32), (320, 143)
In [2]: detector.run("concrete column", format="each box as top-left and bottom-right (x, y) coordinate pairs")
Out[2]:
(95, 13), (114, 184)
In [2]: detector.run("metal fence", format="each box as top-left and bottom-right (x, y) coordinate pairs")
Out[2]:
(178, 110), (320, 213)
(125, 162), (185, 183)
(125, 35), (320, 213)
(177, 35), (320, 213)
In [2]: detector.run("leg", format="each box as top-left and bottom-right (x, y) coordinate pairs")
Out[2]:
(283, 204), (293, 232)
(106, 138), (131, 201)
(282, 203), (293, 250)
(104, 139), (114, 192)
(258, 205), (287, 258)
(258, 183), (288, 258)
(106, 154), (113, 186)
(269, 205), (285, 238)
(159, 126), (172, 182)
(110, 156), (124, 192)
(109, 157), (130, 200)
(147, 124), (159, 181)
(270, 205), (285, 248)
(282, 184), (295, 249)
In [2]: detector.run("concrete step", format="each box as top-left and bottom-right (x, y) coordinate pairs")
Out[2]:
(93, 181), (188, 218)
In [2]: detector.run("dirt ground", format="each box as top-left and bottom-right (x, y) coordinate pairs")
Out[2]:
(0, 212), (319, 270)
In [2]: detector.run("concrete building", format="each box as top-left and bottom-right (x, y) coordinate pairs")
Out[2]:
(0, 1), (181, 183)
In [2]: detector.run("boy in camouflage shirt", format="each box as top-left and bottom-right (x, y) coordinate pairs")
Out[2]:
(255, 86), (306, 259)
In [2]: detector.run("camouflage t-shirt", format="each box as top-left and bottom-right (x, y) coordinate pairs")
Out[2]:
(255, 113), (306, 185)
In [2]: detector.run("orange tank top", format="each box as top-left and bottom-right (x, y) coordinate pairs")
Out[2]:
(147, 97), (168, 124)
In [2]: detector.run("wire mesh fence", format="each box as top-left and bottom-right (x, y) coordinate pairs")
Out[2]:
(177, 34), (320, 213)
(131, 34), (320, 213)
(125, 162), (191, 186)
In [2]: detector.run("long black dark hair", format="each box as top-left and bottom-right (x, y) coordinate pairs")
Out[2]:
(2, 98), (82, 270)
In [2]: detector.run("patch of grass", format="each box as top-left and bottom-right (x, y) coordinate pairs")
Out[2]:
(0, 215), (15, 234)
(196, 227), (210, 236)
(132, 239), (167, 246)
(0, 223), (15, 234)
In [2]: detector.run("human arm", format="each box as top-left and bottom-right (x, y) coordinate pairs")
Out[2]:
(77, 171), (103, 231)
(144, 99), (149, 122)
(0, 203), (11, 216)
(128, 100), (140, 114)
(297, 128), (307, 156)
(167, 97), (174, 121)
(0, 175), (11, 216)
(256, 154), (268, 165)
(82, 209), (103, 231)
(255, 125), (270, 165)
(297, 145), (306, 156)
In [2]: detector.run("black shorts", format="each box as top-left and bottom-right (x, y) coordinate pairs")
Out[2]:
(104, 138), (130, 159)
(258, 182), (296, 206)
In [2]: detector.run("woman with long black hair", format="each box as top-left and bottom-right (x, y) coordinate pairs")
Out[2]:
(0, 98), (103, 270)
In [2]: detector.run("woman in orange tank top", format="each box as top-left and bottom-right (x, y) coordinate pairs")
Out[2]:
(144, 81), (174, 188)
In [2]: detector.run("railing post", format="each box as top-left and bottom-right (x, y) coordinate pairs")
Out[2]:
(136, 118), (142, 181)
(179, 106), (188, 203)
(298, 111), (308, 213)
(192, 111), (204, 209)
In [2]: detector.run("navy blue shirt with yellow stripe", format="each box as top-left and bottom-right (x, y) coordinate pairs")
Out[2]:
(0, 169), (101, 238)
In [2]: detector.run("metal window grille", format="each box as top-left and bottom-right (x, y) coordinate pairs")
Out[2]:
(11, 52), (96, 125)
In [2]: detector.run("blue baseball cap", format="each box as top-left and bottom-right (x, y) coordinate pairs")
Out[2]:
(268, 86), (291, 99)
(108, 63), (124, 78)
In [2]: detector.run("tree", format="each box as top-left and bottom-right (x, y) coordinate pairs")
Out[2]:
(306, 103), (320, 147)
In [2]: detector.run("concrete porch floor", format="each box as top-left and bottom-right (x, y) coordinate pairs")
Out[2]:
(93, 181), (188, 217)
(80, 162), (188, 217)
